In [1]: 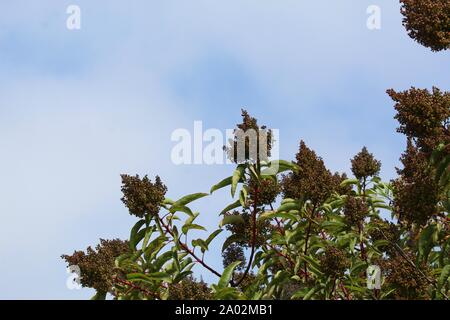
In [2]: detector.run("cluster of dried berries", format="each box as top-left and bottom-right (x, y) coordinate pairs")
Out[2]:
(61, 239), (130, 293)
(332, 172), (353, 196)
(319, 246), (349, 278)
(387, 87), (450, 152)
(392, 141), (441, 226)
(379, 252), (431, 299)
(221, 209), (274, 272)
(387, 86), (449, 226)
(223, 210), (274, 248)
(368, 218), (401, 255)
(222, 244), (246, 271)
(232, 272), (258, 291)
(248, 177), (280, 206)
(225, 109), (273, 164)
(400, 0), (450, 52)
(120, 174), (167, 218)
(168, 276), (213, 300)
(281, 141), (345, 206)
(350, 147), (382, 181)
(343, 196), (369, 226)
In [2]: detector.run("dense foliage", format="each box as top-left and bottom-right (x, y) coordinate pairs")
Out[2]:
(62, 1), (449, 300)
(400, 0), (450, 51)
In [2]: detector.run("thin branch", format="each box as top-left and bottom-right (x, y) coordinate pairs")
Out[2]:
(158, 216), (223, 279)
(234, 184), (259, 287)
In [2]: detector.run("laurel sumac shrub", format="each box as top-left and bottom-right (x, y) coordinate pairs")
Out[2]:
(62, 2), (450, 300)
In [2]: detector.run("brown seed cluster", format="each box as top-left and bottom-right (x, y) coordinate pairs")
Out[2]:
(350, 147), (381, 180)
(223, 210), (273, 248)
(221, 209), (274, 272)
(332, 172), (353, 196)
(379, 252), (431, 299)
(120, 174), (167, 218)
(387, 87), (450, 152)
(343, 196), (368, 226)
(319, 246), (349, 278)
(400, 0), (450, 52)
(61, 239), (130, 293)
(369, 218), (401, 255)
(388, 87), (449, 226)
(222, 244), (246, 271)
(168, 276), (213, 300)
(392, 141), (440, 226)
(281, 141), (346, 206)
(248, 177), (280, 206)
(225, 109), (273, 164)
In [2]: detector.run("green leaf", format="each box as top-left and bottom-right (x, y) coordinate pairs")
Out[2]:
(303, 286), (321, 300)
(418, 224), (437, 262)
(258, 211), (298, 222)
(181, 224), (206, 235)
(220, 214), (245, 227)
(373, 239), (390, 249)
(172, 193), (209, 207)
(222, 234), (245, 252)
(218, 261), (241, 289)
(214, 287), (242, 300)
(261, 160), (299, 175)
(163, 198), (175, 205)
(169, 205), (195, 216)
(129, 220), (146, 250)
(277, 202), (300, 213)
(231, 164), (246, 198)
(151, 251), (173, 272)
(220, 200), (242, 215)
(321, 220), (346, 233)
(350, 261), (368, 275)
(142, 226), (155, 250)
(340, 178), (359, 187)
(128, 272), (171, 283)
(91, 291), (107, 300)
(239, 187), (248, 207)
(435, 155), (450, 182)
(210, 176), (233, 194)
(438, 265), (450, 290)
(205, 229), (223, 246)
(191, 239), (209, 253)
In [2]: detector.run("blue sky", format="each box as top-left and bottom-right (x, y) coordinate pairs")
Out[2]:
(0, 1), (448, 299)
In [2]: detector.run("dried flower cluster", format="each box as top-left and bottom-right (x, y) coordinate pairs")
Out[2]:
(120, 174), (167, 218)
(387, 87), (449, 226)
(400, 0), (450, 52)
(61, 239), (130, 293)
(343, 196), (368, 226)
(351, 147), (381, 180)
(222, 210), (273, 248)
(392, 142), (441, 225)
(387, 87), (450, 152)
(281, 141), (345, 205)
(319, 246), (349, 278)
(222, 244), (246, 271)
(379, 252), (431, 299)
(369, 218), (400, 254)
(248, 177), (280, 206)
(168, 276), (213, 300)
(225, 109), (273, 163)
